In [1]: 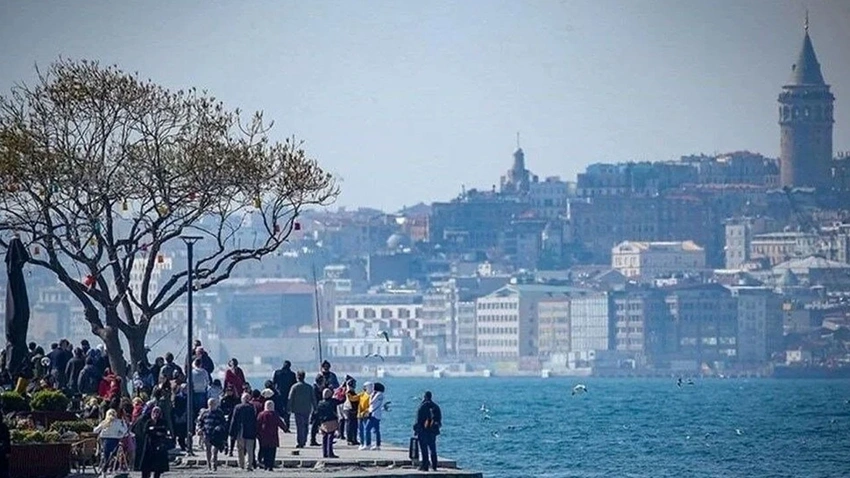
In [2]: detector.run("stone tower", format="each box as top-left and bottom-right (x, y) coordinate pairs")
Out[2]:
(778, 15), (835, 189)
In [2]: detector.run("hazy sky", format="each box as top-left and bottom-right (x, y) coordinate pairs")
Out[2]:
(1, 1), (849, 211)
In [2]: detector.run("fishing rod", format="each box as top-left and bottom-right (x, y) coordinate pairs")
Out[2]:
(312, 263), (323, 366)
(148, 323), (182, 350)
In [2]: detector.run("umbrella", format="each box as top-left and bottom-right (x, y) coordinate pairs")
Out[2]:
(4, 237), (31, 379)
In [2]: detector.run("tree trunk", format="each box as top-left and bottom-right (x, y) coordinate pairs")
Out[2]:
(93, 322), (128, 384)
(125, 326), (150, 372)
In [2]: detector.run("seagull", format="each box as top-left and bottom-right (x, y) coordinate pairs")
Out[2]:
(572, 384), (588, 396)
(687, 378), (695, 386)
(491, 431), (500, 439)
(677, 377), (683, 388)
(479, 404), (490, 414)
(735, 428), (743, 436)
(377, 331), (390, 342)
(364, 353), (385, 362)
(383, 401), (392, 412)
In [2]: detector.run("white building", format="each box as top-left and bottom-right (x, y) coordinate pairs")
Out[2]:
(475, 284), (610, 359)
(611, 240), (706, 279)
(333, 293), (423, 348)
(529, 176), (573, 219)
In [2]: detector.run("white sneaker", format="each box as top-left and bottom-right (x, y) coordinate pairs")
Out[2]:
(358, 445), (366, 450)
(370, 445), (380, 451)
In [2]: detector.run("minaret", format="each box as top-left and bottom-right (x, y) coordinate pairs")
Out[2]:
(778, 12), (835, 189)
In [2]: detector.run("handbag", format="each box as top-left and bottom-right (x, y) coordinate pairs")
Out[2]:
(320, 419), (339, 434)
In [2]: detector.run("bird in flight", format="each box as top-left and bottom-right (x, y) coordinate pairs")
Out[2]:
(377, 331), (390, 342)
(677, 377), (683, 388)
(572, 384), (588, 396)
(383, 401), (392, 412)
(365, 353), (385, 361)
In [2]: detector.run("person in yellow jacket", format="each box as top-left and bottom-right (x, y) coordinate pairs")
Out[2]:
(357, 382), (373, 450)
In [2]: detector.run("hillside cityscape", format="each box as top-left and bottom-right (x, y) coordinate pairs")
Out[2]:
(3, 22), (850, 382)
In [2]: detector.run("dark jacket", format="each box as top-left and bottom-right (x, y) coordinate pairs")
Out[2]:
(288, 382), (316, 415)
(256, 410), (287, 448)
(220, 394), (239, 420)
(65, 356), (85, 391)
(321, 370), (340, 390)
(229, 402), (258, 440)
(315, 398), (342, 424)
(272, 367), (297, 400)
(78, 364), (100, 395)
(159, 362), (182, 381)
(202, 408), (228, 449)
(414, 399), (442, 436)
(139, 418), (170, 473)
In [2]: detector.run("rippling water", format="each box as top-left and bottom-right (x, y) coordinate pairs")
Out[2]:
(367, 377), (849, 478)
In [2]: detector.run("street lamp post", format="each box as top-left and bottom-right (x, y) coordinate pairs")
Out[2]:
(181, 235), (202, 456)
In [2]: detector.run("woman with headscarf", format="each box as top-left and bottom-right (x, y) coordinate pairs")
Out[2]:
(139, 406), (170, 478)
(256, 400), (289, 470)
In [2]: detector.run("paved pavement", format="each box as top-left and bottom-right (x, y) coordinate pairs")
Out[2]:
(164, 429), (477, 477)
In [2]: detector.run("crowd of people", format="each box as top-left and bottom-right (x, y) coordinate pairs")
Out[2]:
(0, 338), (444, 475)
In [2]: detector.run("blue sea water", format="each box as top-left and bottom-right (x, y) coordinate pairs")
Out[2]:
(369, 377), (849, 478)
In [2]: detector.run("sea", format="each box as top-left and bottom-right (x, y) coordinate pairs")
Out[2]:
(352, 377), (849, 478)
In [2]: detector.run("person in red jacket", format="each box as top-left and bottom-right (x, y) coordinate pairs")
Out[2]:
(255, 400), (288, 470)
(224, 358), (245, 393)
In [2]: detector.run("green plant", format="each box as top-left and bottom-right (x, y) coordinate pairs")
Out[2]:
(29, 390), (70, 412)
(49, 420), (96, 434)
(0, 391), (30, 412)
(10, 429), (60, 444)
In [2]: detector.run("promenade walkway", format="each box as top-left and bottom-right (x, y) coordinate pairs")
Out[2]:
(171, 428), (481, 477)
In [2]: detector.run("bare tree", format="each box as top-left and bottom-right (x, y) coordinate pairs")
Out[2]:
(0, 59), (338, 378)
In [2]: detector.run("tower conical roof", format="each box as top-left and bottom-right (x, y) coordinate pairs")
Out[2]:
(789, 32), (826, 86)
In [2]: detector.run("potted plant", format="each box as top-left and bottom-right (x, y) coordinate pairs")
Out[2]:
(28, 390), (76, 428)
(49, 419), (98, 440)
(0, 391), (30, 413)
(9, 427), (72, 478)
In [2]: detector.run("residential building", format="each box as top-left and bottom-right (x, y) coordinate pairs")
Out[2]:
(611, 289), (667, 359)
(537, 300), (570, 358)
(333, 292), (423, 347)
(611, 240), (706, 279)
(750, 232), (819, 266)
(657, 284), (738, 368)
(455, 298), (478, 359)
(728, 286), (783, 365)
(529, 176), (572, 219)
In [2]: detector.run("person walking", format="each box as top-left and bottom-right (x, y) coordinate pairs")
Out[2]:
(229, 393), (258, 471)
(272, 360), (296, 428)
(287, 370), (315, 449)
(139, 407), (170, 478)
(190, 358), (210, 424)
(256, 400), (289, 470)
(414, 391), (442, 472)
(201, 398), (228, 471)
(224, 358), (246, 394)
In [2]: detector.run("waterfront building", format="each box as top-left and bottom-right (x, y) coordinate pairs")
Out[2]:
(611, 240), (706, 280)
(727, 286), (784, 365)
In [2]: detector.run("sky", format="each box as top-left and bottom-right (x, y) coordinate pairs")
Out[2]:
(1, 1), (849, 211)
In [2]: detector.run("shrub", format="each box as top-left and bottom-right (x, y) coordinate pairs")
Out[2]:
(0, 391), (30, 412)
(49, 420), (96, 434)
(50, 420), (97, 433)
(10, 429), (60, 444)
(29, 390), (70, 412)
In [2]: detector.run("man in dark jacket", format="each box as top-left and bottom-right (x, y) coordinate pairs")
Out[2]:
(272, 360), (296, 428)
(77, 357), (101, 395)
(159, 352), (182, 382)
(47, 340), (73, 388)
(414, 391), (442, 472)
(319, 360), (340, 389)
(309, 374), (326, 446)
(64, 348), (86, 393)
(229, 393), (258, 471)
(287, 371), (315, 448)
